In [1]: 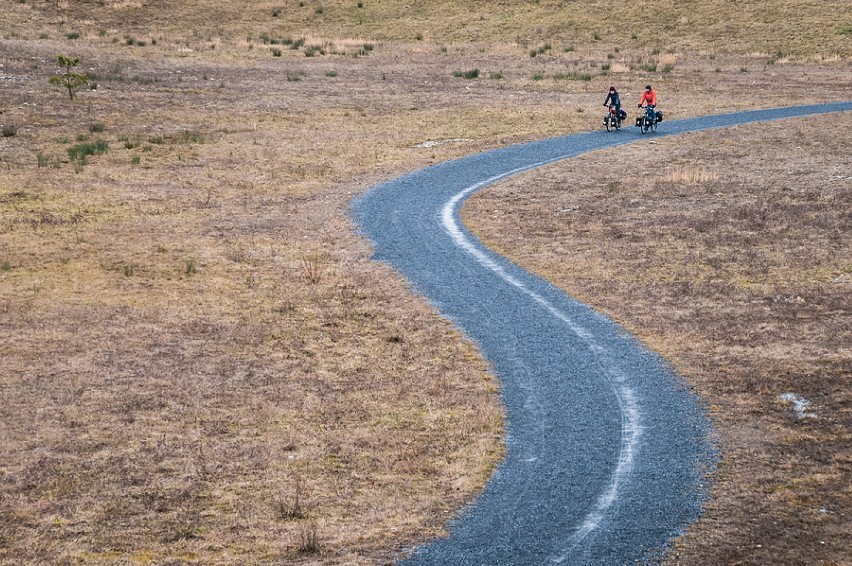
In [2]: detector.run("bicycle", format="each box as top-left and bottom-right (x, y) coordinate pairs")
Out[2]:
(636, 105), (659, 134)
(603, 104), (622, 132)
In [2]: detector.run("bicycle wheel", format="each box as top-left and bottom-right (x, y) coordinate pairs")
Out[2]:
(640, 118), (649, 134)
(605, 116), (613, 132)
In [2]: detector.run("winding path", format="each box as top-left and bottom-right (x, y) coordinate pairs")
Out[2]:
(352, 102), (852, 565)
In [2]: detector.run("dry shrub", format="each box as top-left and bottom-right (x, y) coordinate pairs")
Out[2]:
(274, 477), (309, 520)
(298, 520), (321, 554)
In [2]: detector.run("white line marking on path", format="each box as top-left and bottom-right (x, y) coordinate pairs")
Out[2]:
(439, 163), (643, 562)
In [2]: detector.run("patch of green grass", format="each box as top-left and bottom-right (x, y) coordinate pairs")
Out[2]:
(89, 123), (105, 133)
(452, 69), (479, 79)
(177, 130), (205, 144)
(325, 70), (338, 77)
(529, 42), (551, 57)
(67, 139), (109, 162)
(1, 261), (11, 272)
(88, 70), (125, 83)
(66, 32), (81, 40)
(554, 71), (592, 81)
(304, 44), (325, 57)
(2, 125), (17, 137)
(837, 23), (852, 36)
(489, 71), (503, 80)
(131, 75), (158, 85)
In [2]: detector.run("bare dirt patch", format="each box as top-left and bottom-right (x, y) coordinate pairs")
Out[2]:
(464, 113), (851, 565)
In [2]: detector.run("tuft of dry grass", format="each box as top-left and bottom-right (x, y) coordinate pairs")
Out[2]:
(657, 166), (719, 186)
(463, 113), (852, 566)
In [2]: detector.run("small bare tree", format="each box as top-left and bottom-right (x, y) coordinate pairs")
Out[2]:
(49, 54), (88, 100)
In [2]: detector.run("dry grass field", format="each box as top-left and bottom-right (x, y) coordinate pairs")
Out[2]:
(1, 0), (850, 564)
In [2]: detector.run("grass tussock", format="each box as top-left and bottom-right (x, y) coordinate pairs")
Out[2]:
(658, 166), (719, 185)
(453, 68), (479, 79)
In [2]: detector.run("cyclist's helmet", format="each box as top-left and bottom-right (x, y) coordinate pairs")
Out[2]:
(645, 84), (652, 90)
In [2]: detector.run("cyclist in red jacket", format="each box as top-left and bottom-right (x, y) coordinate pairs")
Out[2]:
(638, 84), (657, 109)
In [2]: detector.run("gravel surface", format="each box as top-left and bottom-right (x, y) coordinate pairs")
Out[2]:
(352, 102), (852, 566)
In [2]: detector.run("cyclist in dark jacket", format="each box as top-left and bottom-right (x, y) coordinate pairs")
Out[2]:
(603, 85), (621, 114)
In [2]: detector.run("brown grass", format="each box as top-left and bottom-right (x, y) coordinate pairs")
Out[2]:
(0, 0), (850, 563)
(463, 113), (852, 565)
(4, 0), (851, 56)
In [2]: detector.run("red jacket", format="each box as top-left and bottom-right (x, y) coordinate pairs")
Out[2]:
(639, 89), (657, 106)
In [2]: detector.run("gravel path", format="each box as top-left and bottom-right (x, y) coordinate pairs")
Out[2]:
(352, 102), (852, 566)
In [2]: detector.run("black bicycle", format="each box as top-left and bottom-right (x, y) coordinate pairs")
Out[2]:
(636, 105), (662, 134)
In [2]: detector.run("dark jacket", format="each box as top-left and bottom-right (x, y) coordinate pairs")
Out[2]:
(604, 90), (621, 108)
